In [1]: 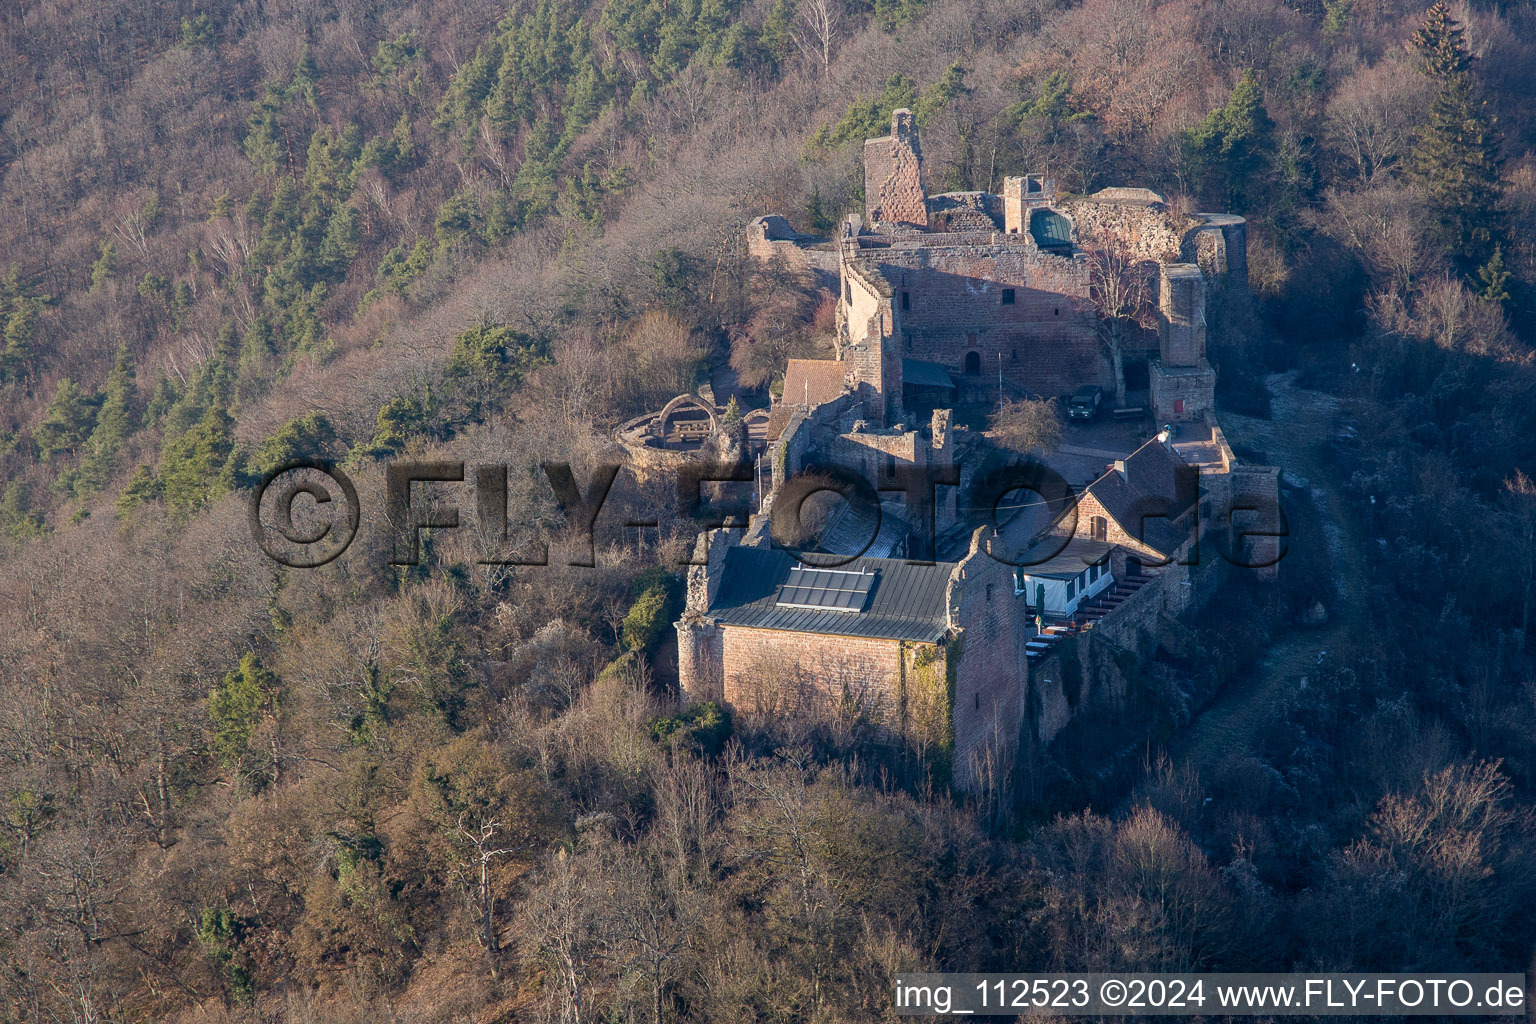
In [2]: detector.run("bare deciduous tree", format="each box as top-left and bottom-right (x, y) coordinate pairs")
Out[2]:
(1324, 59), (1428, 185)
(1322, 184), (1434, 294)
(792, 0), (841, 78)
(455, 810), (517, 963)
(989, 396), (1062, 455)
(1083, 242), (1156, 406)
(524, 848), (598, 1024)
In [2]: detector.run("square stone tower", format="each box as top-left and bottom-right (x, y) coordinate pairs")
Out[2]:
(1150, 263), (1215, 422)
(1001, 174), (1052, 234)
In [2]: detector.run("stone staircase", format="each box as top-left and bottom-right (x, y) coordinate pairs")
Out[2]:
(1024, 569), (1162, 662)
(1025, 620), (1077, 661)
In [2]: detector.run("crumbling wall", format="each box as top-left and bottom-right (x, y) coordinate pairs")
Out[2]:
(947, 531), (1031, 792)
(823, 426), (920, 480)
(1185, 216), (1248, 285)
(1059, 193), (1196, 264)
(926, 192), (1002, 232)
(1159, 263), (1206, 366)
(747, 215), (841, 276)
(865, 109), (928, 228)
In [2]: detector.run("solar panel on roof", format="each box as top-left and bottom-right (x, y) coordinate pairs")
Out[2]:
(775, 565), (877, 612)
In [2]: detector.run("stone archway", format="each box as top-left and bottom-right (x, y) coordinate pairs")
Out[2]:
(655, 394), (719, 444)
(964, 351), (982, 376)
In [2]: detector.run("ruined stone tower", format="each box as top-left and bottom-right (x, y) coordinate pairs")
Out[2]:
(1159, 265), (1206, 366)
(864, 109), (928, 228)
(1001, 174), (1052, 234)
(1149, 263), (1216, 423)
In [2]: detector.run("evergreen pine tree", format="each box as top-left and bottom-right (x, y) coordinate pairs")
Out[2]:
(2, 302), (37, 385)
(115, 465), (162, 517)
(76, 345), (138, 494)
(160, 405), (236, 515)
(1184, 70), (1275, 212)
(34, 378), (100, 462)
(90, 241), (118, 290)
(1478, 244), (1511, 306)
(208, 653), (279, 766)
(0, 482), (46, 540)
(291, 46), (320, 107)
(807, 187), (832, 235)
(1407, 1), (1502, 270)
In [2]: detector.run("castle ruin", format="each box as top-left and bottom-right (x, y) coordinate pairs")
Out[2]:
(667, 110), (1281, 794)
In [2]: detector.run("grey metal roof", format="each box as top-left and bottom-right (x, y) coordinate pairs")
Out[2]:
(710, 547), (953, 642)
(902, 358), (956, 390)
(815, 499), (911, 560)
(1030, 208), (1074, 251)
(1016, 535), (1113, 580)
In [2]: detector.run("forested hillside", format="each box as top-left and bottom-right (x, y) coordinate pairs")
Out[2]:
(2, 0), (1536, 1019)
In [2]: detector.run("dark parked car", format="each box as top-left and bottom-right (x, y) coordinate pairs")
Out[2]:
(1067, 385), (1103, 420)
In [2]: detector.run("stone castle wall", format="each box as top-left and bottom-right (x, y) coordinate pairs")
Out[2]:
(865, 109), (928, 228)
(720, 626), (904, 717)
(852, 240), (1107, 399)
(947, 535), (1031, 792)
(1057, 195), (1195, 264)
(1227, 464), (1283, 582)
(747, 215), (840, 277)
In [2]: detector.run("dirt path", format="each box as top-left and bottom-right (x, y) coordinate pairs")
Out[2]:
(1173, 371), (1368, 774)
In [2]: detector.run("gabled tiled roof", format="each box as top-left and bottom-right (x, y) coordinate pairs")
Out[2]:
(709, 547), (951, 642)
(764, 405), (795, 442)
(783, 359), (848, 409)
(1082, 437), (1198, 557)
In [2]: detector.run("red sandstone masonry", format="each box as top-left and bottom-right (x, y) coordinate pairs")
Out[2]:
(720, 626), (907, 720)
(847, 240), (1111, 401)
(946, 540), (1031, 792)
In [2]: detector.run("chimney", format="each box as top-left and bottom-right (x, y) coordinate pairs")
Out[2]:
(1113, 459), (1127, 479)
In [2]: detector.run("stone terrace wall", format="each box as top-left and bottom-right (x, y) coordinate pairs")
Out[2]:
(1028, 552), (1224, 745)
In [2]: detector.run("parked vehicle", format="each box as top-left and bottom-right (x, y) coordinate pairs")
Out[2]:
(1068, 385), (1103, 420)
